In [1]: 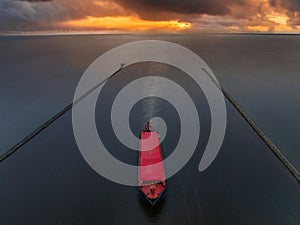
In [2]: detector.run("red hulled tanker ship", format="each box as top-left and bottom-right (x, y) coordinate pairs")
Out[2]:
(138, 121), (166, 206)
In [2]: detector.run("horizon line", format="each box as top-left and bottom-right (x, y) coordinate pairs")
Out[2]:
(1, 30), (300, 36)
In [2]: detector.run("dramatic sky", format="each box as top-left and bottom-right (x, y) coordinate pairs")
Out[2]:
(1, 0), (300, 32)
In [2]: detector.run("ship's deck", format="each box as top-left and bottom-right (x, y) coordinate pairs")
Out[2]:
(138, 131), (165, 183)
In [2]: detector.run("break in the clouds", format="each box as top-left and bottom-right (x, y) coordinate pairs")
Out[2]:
(0, 0), (300, 32)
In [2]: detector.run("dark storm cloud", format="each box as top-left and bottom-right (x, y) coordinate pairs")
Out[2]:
(115, 0), (245, 20)
(0, 0), (128, 30)
(19, 0), (51, 2)
(271, 0), (300, 10)
(0, 0), (63, 30)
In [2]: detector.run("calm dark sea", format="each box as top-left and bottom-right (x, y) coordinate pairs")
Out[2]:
(0, 34), (299, 224)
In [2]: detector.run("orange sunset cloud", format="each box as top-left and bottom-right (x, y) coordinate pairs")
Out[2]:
(59, 16), (191, 32)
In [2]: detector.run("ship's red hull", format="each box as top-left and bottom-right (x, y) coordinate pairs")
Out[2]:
(138, 128), (166, 206)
